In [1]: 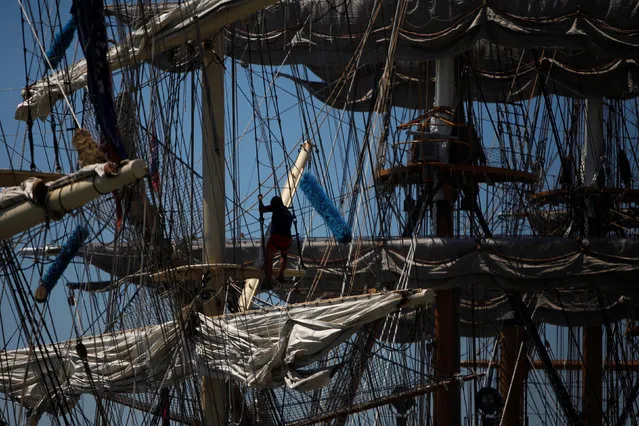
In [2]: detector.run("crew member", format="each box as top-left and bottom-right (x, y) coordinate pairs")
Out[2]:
(260, 196), (293, 283)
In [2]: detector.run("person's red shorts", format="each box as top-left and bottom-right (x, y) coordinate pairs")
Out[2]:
(267, 234), (292, 251)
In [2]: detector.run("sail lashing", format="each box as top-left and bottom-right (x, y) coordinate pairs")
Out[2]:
(0, 160), (147, 240)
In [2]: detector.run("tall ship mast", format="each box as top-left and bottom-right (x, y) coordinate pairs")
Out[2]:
(1, 0), (639, 425)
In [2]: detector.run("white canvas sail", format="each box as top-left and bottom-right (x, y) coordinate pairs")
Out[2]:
(0, 290), (433, 419)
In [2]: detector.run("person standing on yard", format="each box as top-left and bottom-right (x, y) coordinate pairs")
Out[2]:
(260, 195), (293, 283)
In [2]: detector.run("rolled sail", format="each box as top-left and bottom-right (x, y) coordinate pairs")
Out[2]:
(0, 290), (433, 418)
(47, 237), (639, 334)
(226, 0), (639, 106)
(15, 0), (279, 121)
(16, 0), (639, 121)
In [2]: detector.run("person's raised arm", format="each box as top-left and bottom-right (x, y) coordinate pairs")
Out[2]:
(259, 195), (272, 213)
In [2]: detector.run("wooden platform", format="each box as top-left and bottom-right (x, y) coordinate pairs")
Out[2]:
(375, 162), (538, 187)
(0, 169), (64, 187)
(530, 188), (639, 204)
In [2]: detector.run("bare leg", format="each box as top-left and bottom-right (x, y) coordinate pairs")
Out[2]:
(278, 251), (288, 280)
(265, 247), (276, 281)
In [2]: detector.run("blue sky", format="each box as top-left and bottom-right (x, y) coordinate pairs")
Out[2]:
(0, 4), (29, 166)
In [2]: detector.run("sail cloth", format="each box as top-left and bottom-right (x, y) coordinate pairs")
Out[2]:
(76, 237), (639, 294)
(229, 0), (639, 62)
(0, 322), (189, 419)
(0, 290), (433, 417)
(390, 290), (639, 341)
(69, 237), (639, 331)
(227, 0), (639, 106)
(15, 0), (639, 121)
(15, 0), (278, 121)
(0, 163), (118, 211)
(276, 51), (639, 110)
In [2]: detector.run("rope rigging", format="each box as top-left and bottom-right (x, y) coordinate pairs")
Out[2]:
(6, 0), (639, 424)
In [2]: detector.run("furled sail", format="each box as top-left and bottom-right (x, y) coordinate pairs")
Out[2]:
(276, 49), (639, 110)
(73, 237), (639, 293)
(15, 0), (278, 121)
(0, 161), (147, 240)
(50, 237), (639, 332)
(227, 0), (639, 106)
(0, 290), (433, 419)
(16, 0), (639, 120)
(231, 0), (639, 62)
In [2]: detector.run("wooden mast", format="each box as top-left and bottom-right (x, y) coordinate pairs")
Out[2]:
(432, 56), (461, 426)
(581, 98), (604, 426)
(500, 325), (528, 425)
(201, 36), (227, 425)
(583, 325), (603, 425)
(281, 141), (313, 207)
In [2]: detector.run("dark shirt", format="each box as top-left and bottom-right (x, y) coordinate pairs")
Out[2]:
(271, 206), (293, 237)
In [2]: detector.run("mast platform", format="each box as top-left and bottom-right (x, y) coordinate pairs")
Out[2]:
(375, 162), (537, 187)
(531, 187), (639, 204)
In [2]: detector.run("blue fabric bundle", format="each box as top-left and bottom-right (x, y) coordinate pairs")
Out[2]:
(45, 15), (77, 71)
(74, 0), (128, 161)
(300, 174), (352, 243)
(38, 226), (89, 301)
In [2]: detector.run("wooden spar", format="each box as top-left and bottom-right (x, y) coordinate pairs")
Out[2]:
(431, 56), (461, 426)
(500, 326), (528, 426)
(0, 169), (64, 187)
(238, 141), (313, 312)
(462, 358), (639, 372)
(433, 287), (459, 425)
(200, 38), (227, 426)
(286, 373), (484, 426)
(281, 141), (313, 207)
(0, 160), (147, 240)
(152, 263), (304, 282)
